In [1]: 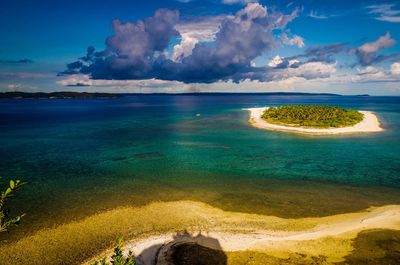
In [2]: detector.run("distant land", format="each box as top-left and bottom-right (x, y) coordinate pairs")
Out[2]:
(0, 91), (371, 99)
(0, 91), (123, 99)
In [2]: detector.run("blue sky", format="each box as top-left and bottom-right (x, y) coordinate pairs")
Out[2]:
(1, 0), (400, 95)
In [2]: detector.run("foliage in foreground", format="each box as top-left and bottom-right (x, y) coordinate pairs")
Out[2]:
(93, 237), (135, 265)
(261, 105), (364, 128)
(0, 177), (25, 233)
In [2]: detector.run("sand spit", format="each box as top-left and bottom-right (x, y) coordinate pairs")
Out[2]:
(245, 107), (383, 135)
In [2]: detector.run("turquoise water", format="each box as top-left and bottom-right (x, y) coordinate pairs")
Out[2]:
(1, 94), (400, 238)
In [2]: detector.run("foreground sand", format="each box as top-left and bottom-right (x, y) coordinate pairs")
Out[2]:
(81, 202), (400, 265)
(117, 205), (400, 264)
(1, 201), (399, 264)
(245, 107), (383, 135)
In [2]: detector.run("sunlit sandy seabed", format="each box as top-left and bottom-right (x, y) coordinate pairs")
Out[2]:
(0, 94), (399, 264)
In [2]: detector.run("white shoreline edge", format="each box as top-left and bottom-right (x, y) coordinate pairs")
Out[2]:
(244, 107), (383, 135)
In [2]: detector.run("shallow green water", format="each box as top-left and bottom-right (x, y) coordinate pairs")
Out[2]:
(0, 94), (399, 239)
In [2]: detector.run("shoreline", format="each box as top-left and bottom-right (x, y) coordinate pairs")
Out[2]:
(245, 107), (384, 135)
(128, 205), (400, 262)
(81, 202), (400, 265)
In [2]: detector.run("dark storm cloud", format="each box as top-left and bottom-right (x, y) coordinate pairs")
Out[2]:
(61, 8), (180, 79)
(61, 3), (299, 83)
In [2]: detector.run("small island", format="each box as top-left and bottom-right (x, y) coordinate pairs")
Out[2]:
(246, 105), (383, 135)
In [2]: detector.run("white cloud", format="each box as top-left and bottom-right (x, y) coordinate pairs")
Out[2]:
(268, 55), (284, 67)
(366, 4), (400, 23)
(391, 62), (400, 75)
(357, 66), (383, 75)
(353, 66), (387, 81)
(236, 2), (267, 20)
(57, 75), (197, 93)
(233, 2), (268, 31)
(272, 61), (337, 80)
(56, 65), (400, 94)
(358, 32), (395, 54)
(172, 15), (227, 61)
(257, 62), (400, 92)
(267, 55), (299, 68)
(281, 33), (305, 48)
(57, 61), (338, 93)
(222, 0), (259, 5)
(347, 63), (400, 83)
(7, 84), (22, 91)
(308, 10), (329, 19)
(172, 35), (199, 62)
(3, 83), (38, 92)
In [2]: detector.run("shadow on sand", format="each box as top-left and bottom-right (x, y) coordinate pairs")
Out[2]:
(136, 231), (227, 265)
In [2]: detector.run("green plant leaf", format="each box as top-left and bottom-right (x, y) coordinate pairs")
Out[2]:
(10, 180), (15, 189)
(5, 188), (12, 196)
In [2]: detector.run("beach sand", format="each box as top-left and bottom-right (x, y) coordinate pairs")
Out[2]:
(76, 202), (400, 265)
(245, 107), (383, 135)
(1, 200), (398, 264)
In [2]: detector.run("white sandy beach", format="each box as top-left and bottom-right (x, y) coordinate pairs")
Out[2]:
(245, 107), (383, 135)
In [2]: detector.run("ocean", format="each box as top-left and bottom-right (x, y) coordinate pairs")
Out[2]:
(1, 94), (400, 241)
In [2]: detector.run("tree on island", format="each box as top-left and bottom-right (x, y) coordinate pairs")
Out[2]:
(261, 105), (364, 128)
(0, 178), (25, 234)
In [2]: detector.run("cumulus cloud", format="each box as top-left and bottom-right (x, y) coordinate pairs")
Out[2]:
(62, 3), (304, 84)
(357, 65), (383, 75)
(268, 55), (284, 67)
(171, 35), (199, 62)
(355, 66), (387, 80)
(172, 15), (227, 61)
(350, 62), (400, 82)
(61, 8), (180, 79)
(391, 62), (400, 75)
(281, 33), (304, 48)
(267, 55), (299, 68)
(354, 32), (397, 65)
(269, 61), (337, 80)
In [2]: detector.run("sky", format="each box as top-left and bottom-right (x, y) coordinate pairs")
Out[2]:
(1, 0), (400, 95)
